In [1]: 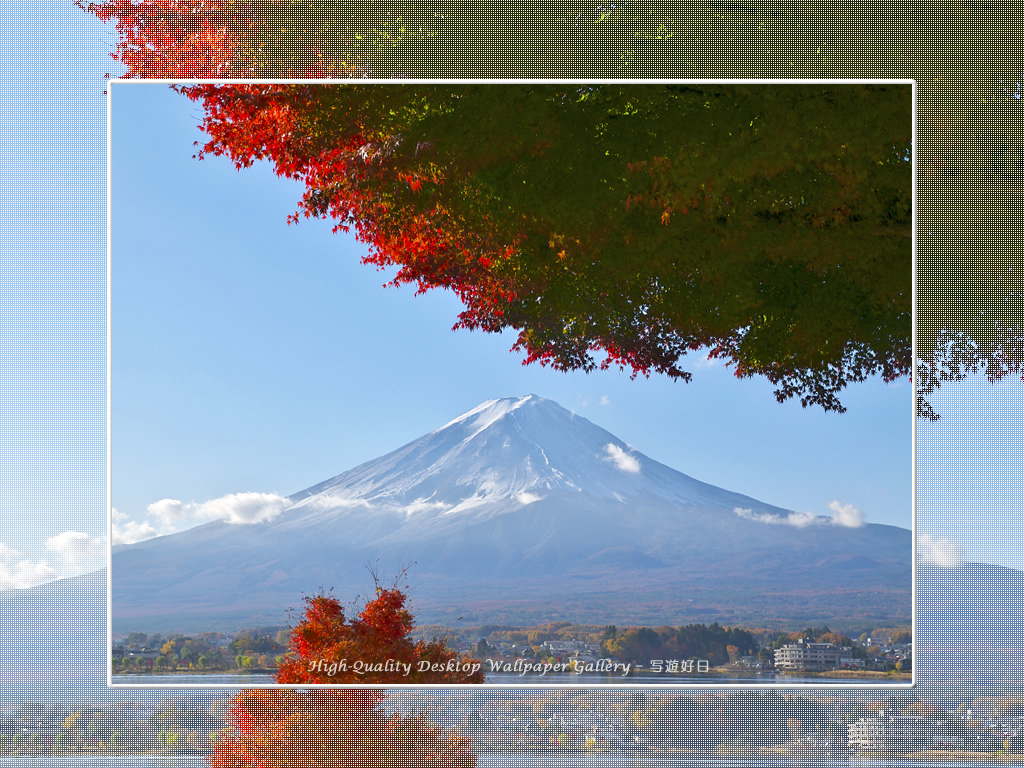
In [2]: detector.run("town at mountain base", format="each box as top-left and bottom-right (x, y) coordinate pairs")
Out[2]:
(2, 563), (1023, 756)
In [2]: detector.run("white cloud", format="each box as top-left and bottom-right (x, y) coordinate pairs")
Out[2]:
(404, 499), (449, 515)
(604, 443), (641, 473)
(786, 511), (820, 528)
(0, 559), (57, 590)
(0, 533), (106, 590)
(146, 498), (193, 528)
(516, 491), (543, 505)
(828, 500), (865, 528)
(918, 533), (961, 568)
(146, 491), (291, 532)
(45, 531), (106, 567)
(733, 507), (821, 527)
(306, 496), (371, 511)
(733, 507), (781, 524)
(0, 542), (57, 589)
(735, 500), (867, 529)
(111, 508), (158, 545)
(197, 492), (291, 525)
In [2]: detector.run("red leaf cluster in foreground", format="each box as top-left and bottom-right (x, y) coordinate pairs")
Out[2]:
(211, 688), (477, 768)
(209, 582), (482, 767)
(277, 587), (484, 684)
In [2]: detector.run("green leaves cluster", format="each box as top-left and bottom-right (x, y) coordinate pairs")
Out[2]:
(262, 84), (912, 412)
(83, 1), (1024, 416)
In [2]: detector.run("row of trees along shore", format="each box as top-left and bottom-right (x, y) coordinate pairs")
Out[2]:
(118, 618), (914, 675)
(8, 689), (1024, 759)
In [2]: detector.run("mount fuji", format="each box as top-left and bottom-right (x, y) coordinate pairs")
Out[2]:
(112, 395), (911, 633)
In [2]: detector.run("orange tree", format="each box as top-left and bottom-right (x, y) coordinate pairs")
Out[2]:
(208, 582), (482, 767)
(210, 689), (477, 767)
(276, 584), (484, 684)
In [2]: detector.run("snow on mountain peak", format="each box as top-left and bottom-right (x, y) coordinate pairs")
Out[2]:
(278, 393), (797, 531)
(437, 394), (536, 438)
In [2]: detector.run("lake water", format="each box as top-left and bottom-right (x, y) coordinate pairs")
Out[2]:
(0, 754), (995, 767)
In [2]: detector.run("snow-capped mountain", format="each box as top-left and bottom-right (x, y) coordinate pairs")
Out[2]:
(287, 394), (762, 519)
(112, 395), (912, 633)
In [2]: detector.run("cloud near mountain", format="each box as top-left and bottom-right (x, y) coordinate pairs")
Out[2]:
(111, 508), (157, 545)
(603, 443), (641, 472)
(45, 530), (106, 565)
(733, 499), (866, 529)
(145, 491), (291, 532)
(0, 550), (56, 590)
(828, 500), (865, 527)
(0, 531), (106, 590)
(919, 532), (961, 568)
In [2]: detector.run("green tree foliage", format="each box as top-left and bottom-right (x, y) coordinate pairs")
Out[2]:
(604, 622), (757, 666)
(80, 3), (1024, 419)
(228, 628), (287, 656)
(183, 83), (911, 415)
(889, 628), (912, 644)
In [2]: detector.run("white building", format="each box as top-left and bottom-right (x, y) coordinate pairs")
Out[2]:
(774, 639), (851, 671)
(848, 712), (950, 752)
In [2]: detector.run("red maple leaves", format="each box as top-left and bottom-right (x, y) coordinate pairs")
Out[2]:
(76, 0), (241, 78)
(276, 586), (484, 684)
(208, 580), (481, 767)
(210, 687), (477, 768)
(178, 83), (525, 338)
(76, 0), (372, 79)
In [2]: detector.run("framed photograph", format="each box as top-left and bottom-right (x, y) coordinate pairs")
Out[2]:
(108, 81), (914, 689)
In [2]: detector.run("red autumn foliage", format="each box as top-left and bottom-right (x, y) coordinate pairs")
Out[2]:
(75, 0), (372, 78)
(209, 688), (477, 768)
(208, 580), (481, 767)
(97, 73), (914, 414)
(276, 585), (484, 684)
(177, 83), (525, 351)
(75, 0), (243, 78)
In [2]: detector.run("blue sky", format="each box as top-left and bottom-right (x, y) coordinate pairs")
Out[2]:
(109, 83), (914, 546)
(0, 3), (112, 590)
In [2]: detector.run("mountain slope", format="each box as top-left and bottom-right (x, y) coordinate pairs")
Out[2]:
(112, 395), (911, 633)
(0, 570), (110, 702)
